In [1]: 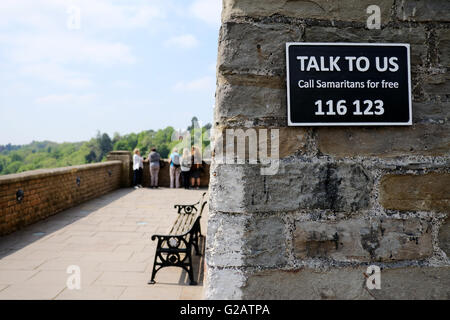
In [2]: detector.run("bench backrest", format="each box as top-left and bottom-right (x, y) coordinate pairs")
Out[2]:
(169, 195), (207, 236)
(197, 192), (206, 209)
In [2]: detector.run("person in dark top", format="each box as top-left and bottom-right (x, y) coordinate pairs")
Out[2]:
(190, 146), (202, 189)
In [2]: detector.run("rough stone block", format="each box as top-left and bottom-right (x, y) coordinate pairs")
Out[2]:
(422, 70), (450, 98)
(210, 161), (372, 213)
(437, 29), (450, 67)
(242, 267), (450, 299)
(209, 163), (246, 213)
(369, 267), (450, 299)
(277, 128), (309, 158)
(317, 123), (450, 158)
(396, 0), (450, 22)
(243, 268), (372, 300)
(205, 267), (246, 300)
(438, 217), (450, 257)
(305, 26), (427, 66)
(294, 218), (433, 262)
(244, 214), (287, 267)
(206, 212), (246, 267)
(218, 21), (303, 77)
(207, 212), (287, 268)
(380, 173), (450, 212)
(223, 0), (394, 24)
(215, 79), (286, 122)
(214, 126), (308, 158)
(413, 101), (449, 124)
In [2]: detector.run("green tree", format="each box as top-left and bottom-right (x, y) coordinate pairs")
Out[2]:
(10, 152), (23, 162)
(0, 116), (208, 175)
(99, 133), (113, 158)
(5, 161), (22, 174)
(187, 117), (199, 132)
(112, 132), (121, 145)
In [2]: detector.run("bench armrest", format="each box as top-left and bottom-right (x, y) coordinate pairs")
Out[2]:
(151, 234), (172, 241)
(151, 233), (190, 250)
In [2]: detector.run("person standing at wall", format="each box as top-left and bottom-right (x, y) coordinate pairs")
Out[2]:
(169, 148), (181, 188)
(138, 152), (144, 187)
(148, 147), (161, 188)
(190, 146), (203, 190)
(180, 148), (192, 189)
(133, 148), (143, 189)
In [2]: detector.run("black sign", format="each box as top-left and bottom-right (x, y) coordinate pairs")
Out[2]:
(286, 43), (412, 126)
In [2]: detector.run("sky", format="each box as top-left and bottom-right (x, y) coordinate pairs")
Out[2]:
(0, 0), (221, 145)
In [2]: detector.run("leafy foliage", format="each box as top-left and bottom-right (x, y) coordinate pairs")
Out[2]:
(0, 118), (211, 175)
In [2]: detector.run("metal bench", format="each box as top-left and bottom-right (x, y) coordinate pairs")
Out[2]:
(174, 192), (207, 214)
(148, 193), (207, 285)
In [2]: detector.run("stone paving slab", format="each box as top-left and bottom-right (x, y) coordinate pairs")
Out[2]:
(0, 188), (208, 300)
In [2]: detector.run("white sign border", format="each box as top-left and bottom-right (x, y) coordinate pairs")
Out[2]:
(286, 42), (412, 126)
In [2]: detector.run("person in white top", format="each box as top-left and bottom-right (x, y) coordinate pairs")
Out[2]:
(133, 148), (143, 189)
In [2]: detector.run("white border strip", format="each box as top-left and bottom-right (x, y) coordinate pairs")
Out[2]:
(286, 42), (412, 126)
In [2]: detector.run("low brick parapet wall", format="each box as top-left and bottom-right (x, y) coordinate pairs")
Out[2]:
(0, 161), (122, 236)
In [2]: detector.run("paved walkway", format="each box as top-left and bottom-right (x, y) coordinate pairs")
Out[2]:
(0, 188), (208, 299)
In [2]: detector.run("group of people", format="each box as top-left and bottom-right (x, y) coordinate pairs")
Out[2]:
(132, 146), (204, 190)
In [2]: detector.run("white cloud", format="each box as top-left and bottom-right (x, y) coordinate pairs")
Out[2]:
(0, 0), (166, 31)
(35, 93), (97, 105)
(164, 34), (199, 49)
(78, 0), (165, 30)
(3, 33), (135, 66)
(18, 63), (93, 88)
(173, 76), (215, 92)
(111, 80), (133, 88)
(0, 0), (161, 88)
(0, 32), (135, 88)
(189, 0), (222, 26)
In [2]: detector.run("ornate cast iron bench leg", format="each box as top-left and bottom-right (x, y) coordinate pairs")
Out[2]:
(148, 235), (162, 284)
(148, 234), (198, 285)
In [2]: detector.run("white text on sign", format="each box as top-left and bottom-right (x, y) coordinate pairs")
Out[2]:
(296, 56), (399, 72)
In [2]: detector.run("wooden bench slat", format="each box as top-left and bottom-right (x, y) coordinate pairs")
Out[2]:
(169, 209), (200, 236)
(168, 214), (183, 235)
(182, 213), (196, 234)
(172, 211), (190, 235)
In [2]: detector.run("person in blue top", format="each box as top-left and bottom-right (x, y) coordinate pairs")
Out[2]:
(169, 148), (181, 188)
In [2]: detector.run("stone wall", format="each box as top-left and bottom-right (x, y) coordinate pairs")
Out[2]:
(106, 151), (133, 187)
(0, 161), (122, 236)
(206, 0), (449, 299)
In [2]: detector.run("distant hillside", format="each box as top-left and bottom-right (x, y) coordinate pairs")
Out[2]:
(0, 118), (210, 176)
